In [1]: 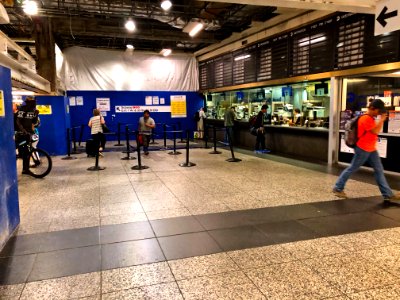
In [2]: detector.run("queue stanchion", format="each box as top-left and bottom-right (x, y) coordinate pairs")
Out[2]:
(114, 122), (124, 146)
(168, 130), (182, 155)
(226, 128), (241, 162)
(87, 138), (105, 171)
(132, 132), (149, 170)
(71, 127), (81, 154)
(121, 125), (136, 160)
(177, 122), (185, 143)
(209, 125), (221, 154)
(62, 128), (77, 160)
(78, 124), (84, 147)
(179, 130), (196, 167)
(204, 124), (211, 149)
(163, 123), (168, 149)
(149, 128), (158, 144)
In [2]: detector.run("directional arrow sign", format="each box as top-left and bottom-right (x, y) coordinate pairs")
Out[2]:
(375, 0), (400, 36)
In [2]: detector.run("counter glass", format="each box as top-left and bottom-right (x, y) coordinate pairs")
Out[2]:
(205, 80), (330, 129)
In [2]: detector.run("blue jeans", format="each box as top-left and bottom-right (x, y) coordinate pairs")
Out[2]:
(334, 146), (393, 198)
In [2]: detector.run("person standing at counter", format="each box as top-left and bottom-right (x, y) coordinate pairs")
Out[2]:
(333, 99), (400, 202)
(254, 104), (270, 154)
(224, 106), (236, 145)
(196, 107), (207, 139)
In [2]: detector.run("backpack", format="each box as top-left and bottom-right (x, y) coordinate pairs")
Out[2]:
(344, 115), (362, 148)
(194, 111), (200, 122)
(249, 115), (257, 126)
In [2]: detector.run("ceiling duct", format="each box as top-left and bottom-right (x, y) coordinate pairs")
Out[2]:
(0, 3), (10, 24)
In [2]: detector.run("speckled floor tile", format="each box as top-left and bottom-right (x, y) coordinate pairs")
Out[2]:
(245, 260), (342, 299)
(101, 262), (174, 294)
(100, 201), (144, 216)
(330, 230), (395, 252)
(186, 201), (232, 215)
(168, 252), (239, 280)
(279, 237), (348, 260)
(20, 272), (100, 300)
(374, 227), (400, 244)
(358, 245), (400, 277)
(303, 253), (398, 294)
(102, 282), (183, 300)
(347, 283), (400, 299)
(100, 212), (148, 225)
(48, 216), (100, 232)
(16, 222), (51, 235)
(227, 244), (296, 269)
(0, 284), (24, 299)
(141, 199), (184, 211)
(177, 271), (265, 300)
(146, 208), (192, 220)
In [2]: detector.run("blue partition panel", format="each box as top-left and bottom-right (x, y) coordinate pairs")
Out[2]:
(66, 91), (204, 141)
(35, 96), (70, 156)
(0, 66), (20, 249)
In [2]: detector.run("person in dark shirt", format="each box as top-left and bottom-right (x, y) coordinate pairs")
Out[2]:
(15, 96), (39, 174)
(254, 104), (270, 154)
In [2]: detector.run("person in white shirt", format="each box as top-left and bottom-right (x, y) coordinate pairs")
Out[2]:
(197, 107), (207, 139)
(138, 110), (155, 155)
(88, 108), (106, 155)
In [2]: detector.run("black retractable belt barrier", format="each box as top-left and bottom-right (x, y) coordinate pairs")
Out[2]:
(87, 137), (105, 171)
(114, 122), (124, 146)
(209, 125), (221, 154)
(168, 130), (182, 155)
(150, 123), (162, 145)
(226, 127), (241, 162)
(71, 127), (81, 154)
(62, 128), (77, 160)
(121, 125), (136, 160)
(132, 131), (149, 170)
(177, 122), (185, 143)
(179, 130), (196, 167)
(78, 124), (84, 147)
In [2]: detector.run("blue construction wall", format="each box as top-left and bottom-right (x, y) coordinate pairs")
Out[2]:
(66, 91), (204, 141)
(35, 96), (70, 156)
(0, 66), (20, 250)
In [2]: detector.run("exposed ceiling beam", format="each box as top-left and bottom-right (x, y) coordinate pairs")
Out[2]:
(196, 0), (376, 14)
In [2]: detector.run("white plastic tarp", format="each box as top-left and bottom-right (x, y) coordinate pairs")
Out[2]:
(60, 46), (199, 91)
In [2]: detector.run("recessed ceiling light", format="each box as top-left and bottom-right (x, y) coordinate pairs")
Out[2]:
(160, 49), (172, 56)
(126, 44), (134, 50)
(161, 0), (172, 11)
(23, 0), (38, 16)
(125, 19), (136, 32)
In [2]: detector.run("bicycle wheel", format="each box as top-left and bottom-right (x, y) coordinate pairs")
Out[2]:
(29, 148), (52, 178)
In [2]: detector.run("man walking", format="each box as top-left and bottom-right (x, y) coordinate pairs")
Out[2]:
(138, 110), (155, 155)
(333, 99), (400, 202)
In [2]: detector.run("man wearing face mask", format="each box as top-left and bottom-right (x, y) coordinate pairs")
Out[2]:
(15, 96), (39, 174)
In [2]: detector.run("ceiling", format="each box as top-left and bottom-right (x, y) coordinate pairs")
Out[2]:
(0, 0), (379, 59)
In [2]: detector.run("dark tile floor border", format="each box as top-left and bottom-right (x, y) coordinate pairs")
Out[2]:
(1, 197), (399, 285)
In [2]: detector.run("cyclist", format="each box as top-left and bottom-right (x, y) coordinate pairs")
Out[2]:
(15, 96), (39, 174)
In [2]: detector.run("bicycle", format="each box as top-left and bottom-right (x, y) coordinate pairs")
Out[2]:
(16, 133), (52, 178)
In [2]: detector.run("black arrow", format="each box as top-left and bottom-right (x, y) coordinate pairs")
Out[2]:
(377, 6), (398, 27)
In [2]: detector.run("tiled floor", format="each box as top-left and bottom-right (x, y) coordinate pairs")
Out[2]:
(1, 142), (400, 299)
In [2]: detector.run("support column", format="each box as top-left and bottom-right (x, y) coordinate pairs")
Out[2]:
(35, 17), (56, 92)
(328, 77), (343, 166)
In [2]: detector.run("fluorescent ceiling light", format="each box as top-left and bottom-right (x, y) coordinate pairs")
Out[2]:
(12, 90), (35, 96)
(125, 19), (136, 32)
(183, 21), (204, 37)
(23, 1), (38, 16)
(392, 71), (400, 75)
(126, 44), (134, 50)
(161, 0), (172, 11)
(234, 54), (251, 61)
(160, 49), (172, 56)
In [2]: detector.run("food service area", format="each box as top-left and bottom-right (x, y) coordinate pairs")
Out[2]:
(1, 1), (400, 299)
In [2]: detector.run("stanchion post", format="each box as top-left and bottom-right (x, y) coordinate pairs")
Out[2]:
(132, 132), (149, 170)
(209, 125), (221, 154)
(177, 122), (185, 143)
(87, 137), (105, 171)
(168, 130), (181, 155)
(121, 125), (136, 160)
(71, 127), (80, 154)
(114, 122), (124, 146)
(204, 124), (211, 149)
(179, 130), (196, 167)
(163, 123), (167, 148)
(78, 125), (84, 147)
(226, 128), (241, 162)
(62, 128), (77, 160)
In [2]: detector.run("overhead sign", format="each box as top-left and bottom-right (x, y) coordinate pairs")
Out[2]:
(375, 0), (400, 36)
(115, 105), (171, 113)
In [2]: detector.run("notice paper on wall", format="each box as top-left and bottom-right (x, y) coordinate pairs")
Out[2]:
(153, 96), (159, 105)
(388, 111), (400, 134)
(115, 105), (171, 113)
(170, 95), (187, 118)
(76, 96), (84, 106)
(145, 96), (152, 105)
(0, 90), (4, 117)
(37, 105), (52, 115)
(340, 134), (387, 158)
(96, 98), (110, 111)
(69, 97), (76, 106)
(160, 98), (165, 105)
